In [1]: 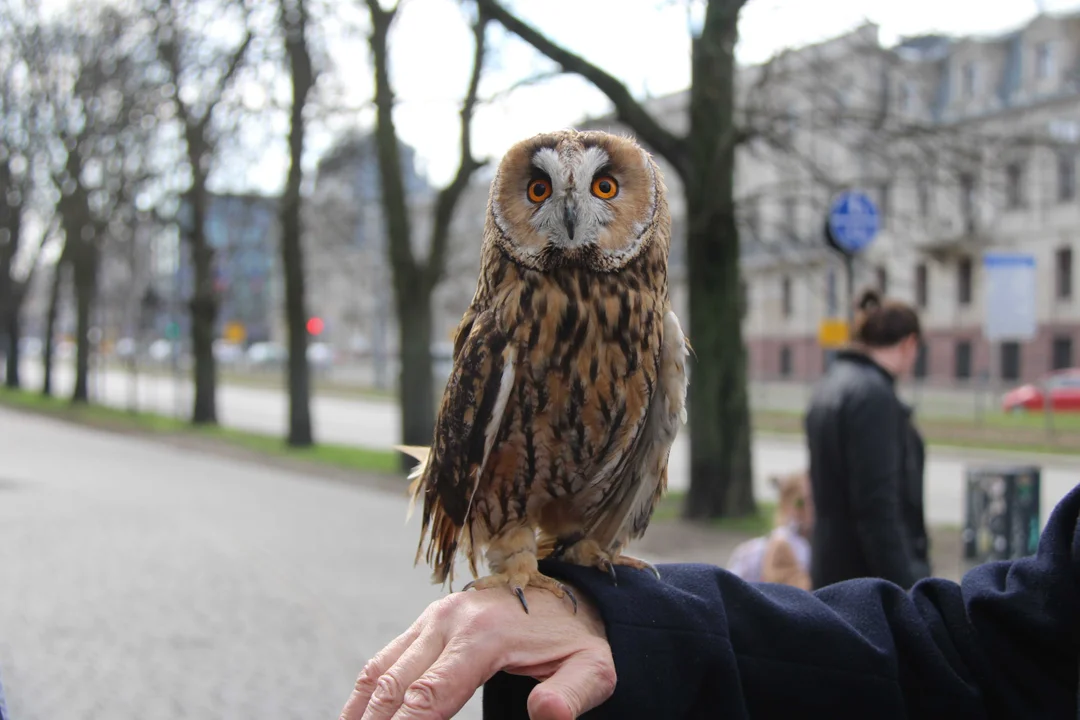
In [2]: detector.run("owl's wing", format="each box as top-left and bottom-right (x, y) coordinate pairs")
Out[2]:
(414, 307), (517, 585)
(585, 309), (689, 548)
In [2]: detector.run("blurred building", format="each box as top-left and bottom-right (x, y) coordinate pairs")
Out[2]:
(577, 13), (1079, 387)
(306, 132), (485, 387)
(174, 193), (280, 345)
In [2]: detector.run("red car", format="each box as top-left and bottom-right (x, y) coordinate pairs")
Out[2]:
(1002, 369), (1080, 412)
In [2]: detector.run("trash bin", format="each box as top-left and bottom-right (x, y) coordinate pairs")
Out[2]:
(962, 466), (1041, 564)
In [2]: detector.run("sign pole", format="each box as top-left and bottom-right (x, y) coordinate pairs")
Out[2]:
(823, 190), (880, 347)
(845, 253), (855, 325)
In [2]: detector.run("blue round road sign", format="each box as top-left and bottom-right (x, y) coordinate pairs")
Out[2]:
(828, 191), (880, 254)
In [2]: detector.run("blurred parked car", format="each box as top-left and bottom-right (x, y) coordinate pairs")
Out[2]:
(307, 342), (334, 371)
(115, 337), (137, 360)
(1002, 368), (1080, 412)
(19, 337), (42, 359)
(247, 342), (287, 369)
(214, 340), (245, 366)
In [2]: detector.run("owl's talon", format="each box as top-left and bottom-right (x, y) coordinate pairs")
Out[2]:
(513, 586), (529, 614)
(599, 558), (618, 586)
(562, 584), (579, 614)
(462, 579), (477, 593)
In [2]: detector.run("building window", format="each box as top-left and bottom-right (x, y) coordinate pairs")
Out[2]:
(1052, 336), (1073, 370)
(960, 172), (976, 233)
(779, 345), (792, 378)
(955, 340), (972, 379)
(958, 256), (973, 306)
(744, 198), (760, 240)
(1005, 162), (1025, 209)
(917, 177), (931, 218)
(1001, 341), (1021, 381)
(1036, 41), (1054, 80)
(916, 262), (929, 308)
(1056, 246), (1073, 300)
(876, 265), (888, 295)
(962, 61), (977, 98)
(877, 182), (891, 227)
(781, 274), (792, 318)
(898, 81), (912, 112)
(783, 197), (797, 238)
(1058, 152), (1076, 202)
(914, 341), (929, 379)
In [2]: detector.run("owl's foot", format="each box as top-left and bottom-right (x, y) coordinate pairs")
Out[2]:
(462, 571), (578, 614)
(559, 538), (661, 585)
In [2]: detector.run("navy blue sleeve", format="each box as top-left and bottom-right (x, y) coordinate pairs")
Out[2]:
(483, 483), (1080, 719)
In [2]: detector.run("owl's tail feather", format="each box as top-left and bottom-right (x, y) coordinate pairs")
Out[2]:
(394, 445), (431, 522)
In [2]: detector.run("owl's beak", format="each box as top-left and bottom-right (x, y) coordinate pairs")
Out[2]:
(563, 203), (577, 241)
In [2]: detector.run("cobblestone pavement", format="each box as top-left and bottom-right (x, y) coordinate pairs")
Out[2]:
(0, 408), (481, 720)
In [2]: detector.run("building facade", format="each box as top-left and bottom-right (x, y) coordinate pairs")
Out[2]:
(570, 14), (1079, 388)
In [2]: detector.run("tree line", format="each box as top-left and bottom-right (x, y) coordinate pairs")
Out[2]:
(0, 0), (1023, 519)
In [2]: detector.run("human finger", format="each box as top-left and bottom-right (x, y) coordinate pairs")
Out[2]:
(360, 626), (448, 720)
(391, 636), (498, 720)
(338, 623), (424, 720)
(526, 649), (617, 720)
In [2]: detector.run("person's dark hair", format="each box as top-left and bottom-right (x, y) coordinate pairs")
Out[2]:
(851, 288), (921, 348)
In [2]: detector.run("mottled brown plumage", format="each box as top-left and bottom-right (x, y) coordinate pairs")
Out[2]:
(404, 129), (688, 609)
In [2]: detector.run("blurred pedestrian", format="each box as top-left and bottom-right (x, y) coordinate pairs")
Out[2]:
(804, 288), (929, 589)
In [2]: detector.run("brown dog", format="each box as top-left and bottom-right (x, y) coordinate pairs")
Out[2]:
(727, 471), (814, 590)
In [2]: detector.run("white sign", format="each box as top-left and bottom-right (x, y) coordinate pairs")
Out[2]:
(983, 252), (1037, 341)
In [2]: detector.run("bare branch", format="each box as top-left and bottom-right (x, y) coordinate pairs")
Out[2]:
(480, 68), (564, 105)
(477, 0), (688, 175)
(423, 8), (488, 290)
(197, 30), (254, 135)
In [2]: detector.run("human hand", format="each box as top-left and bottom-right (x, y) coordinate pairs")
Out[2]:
(338, 586), (615, 720)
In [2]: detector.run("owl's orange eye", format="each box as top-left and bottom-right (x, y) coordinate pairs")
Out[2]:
(527, 178), (552, 203)
(591, 175), (618, 199)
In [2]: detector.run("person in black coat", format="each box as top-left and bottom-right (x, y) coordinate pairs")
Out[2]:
(804, 288), (929, 589)
(338, 482), (1080, 719)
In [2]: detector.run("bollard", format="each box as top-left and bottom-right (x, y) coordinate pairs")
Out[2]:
(961, 465), (1041, 565)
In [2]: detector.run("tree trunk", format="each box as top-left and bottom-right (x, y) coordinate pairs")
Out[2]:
(184, 175), (218, 425)
(42, 260), (65, 397)
(71, 242), (97, 404)
(279, 0), (314, 447)
(5, 298), (20, 389)
(397, 288), (435, 446)
(683, 0), (755, 519)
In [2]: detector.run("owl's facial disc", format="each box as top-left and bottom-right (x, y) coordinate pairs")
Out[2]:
(490, 130), (661, 273)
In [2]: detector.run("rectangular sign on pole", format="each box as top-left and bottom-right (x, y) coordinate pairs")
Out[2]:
(817, 318), (849, 348)
(983, 252), (1037, 342)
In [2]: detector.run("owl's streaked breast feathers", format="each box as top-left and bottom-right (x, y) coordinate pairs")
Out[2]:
(405, 129), (689, 591)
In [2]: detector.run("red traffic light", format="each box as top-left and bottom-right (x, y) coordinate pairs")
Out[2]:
(306, 317), (324, 336)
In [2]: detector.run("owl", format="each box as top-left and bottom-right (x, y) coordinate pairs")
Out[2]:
(400, 129), (689, 613)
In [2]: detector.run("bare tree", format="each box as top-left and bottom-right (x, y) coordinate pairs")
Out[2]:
(28, 5), (164, 403)
(479, 0), (756, 518)
(363, 0), (488, 453)
(150, 0), (253, 424)
(278, 0), (316, 446)
(0, 4), (44, 390)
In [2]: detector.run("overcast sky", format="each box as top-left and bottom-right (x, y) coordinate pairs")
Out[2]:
(48, 0), (1080, 193)
(250, 0), (1078, 195)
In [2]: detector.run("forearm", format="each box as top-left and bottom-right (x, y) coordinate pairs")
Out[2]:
(514, 485), (1080, 718)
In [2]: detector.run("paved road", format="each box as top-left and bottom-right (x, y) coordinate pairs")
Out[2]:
(0, 408), (482, 720)
(18, 363), (1080, 527)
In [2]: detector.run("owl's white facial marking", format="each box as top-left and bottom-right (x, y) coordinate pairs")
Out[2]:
(526, 145), (617, 252)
